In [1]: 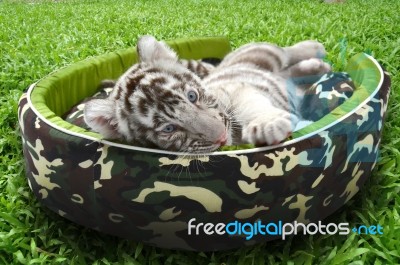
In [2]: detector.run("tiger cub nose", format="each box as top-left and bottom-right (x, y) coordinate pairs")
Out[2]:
(215, 131), (228, 146)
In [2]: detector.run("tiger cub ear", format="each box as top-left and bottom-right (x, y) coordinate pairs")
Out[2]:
(137, 35), (178, 64)
(84, 99), (121, 140)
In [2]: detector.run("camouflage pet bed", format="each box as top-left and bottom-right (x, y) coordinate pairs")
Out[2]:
(18, 37), (391, 251)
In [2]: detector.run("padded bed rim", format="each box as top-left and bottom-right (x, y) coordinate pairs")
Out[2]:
(25, 50), (384, 156)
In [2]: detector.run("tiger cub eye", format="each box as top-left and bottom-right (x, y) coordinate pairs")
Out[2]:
(187, 91), (198, 103)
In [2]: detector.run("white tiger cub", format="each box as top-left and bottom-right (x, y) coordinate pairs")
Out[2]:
(84, 36), (331, 153)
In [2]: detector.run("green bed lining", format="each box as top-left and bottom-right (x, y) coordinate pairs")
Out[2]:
(30, 37), (381, 142)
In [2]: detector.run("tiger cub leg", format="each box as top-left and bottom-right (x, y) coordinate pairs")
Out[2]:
(283, 40), (327, 66)
(217, 40), (326, 73)
(229, 83), (299, 145)
(216, 42), (289, 72)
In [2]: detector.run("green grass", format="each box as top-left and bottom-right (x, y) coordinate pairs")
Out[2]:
(1, 0), (399, 264)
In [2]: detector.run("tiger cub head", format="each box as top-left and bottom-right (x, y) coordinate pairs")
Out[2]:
(84, 36), (231, 153)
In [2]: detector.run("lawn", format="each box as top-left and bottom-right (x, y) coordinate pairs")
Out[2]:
(0, 0), (399, 264)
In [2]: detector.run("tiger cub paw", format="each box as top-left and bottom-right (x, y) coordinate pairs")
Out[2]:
(297, 58), (332, 76)
(291, 40), (327, 60)
(242, 114), (298, 146)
